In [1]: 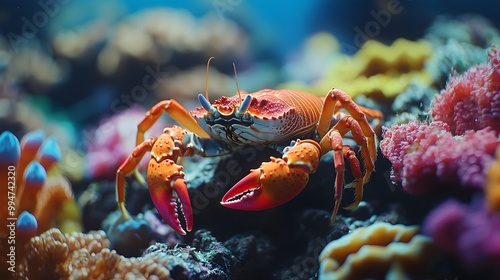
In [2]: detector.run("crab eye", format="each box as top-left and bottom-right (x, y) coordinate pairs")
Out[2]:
(198, 94), (215, 113)
(235, 95), (252, 117)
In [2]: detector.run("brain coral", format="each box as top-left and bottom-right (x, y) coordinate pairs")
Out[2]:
(318, 223), (435, 280)
(280, 38), (433, 99)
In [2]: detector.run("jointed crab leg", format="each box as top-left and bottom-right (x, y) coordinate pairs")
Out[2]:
(342, 145), (363, 211)
(137, 99), (210, 145)
(133, 99), (212, 184)
(221, 88), (380, 224)
(325, 129), (346, 224)
(116, 137), (158, 220)
(317, 88), (381, 166)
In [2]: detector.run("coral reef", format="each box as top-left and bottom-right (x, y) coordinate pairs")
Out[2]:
(381, 43), (500, 279)
(318, 223), (436, 280)
(51, 8), (248, 76)
(13, 228), (171, 280)
(425, 15), (500, 47)
(0, 130), (81, 277)
(11, 227), (267, 279)
(282, 32), (343, 84)
(381, 45), (500, 194)
(423, 198), (500, 277)
(99, 8), (247, 72)
(423, 15), (500, 85)
(84, 106), (167, 180)
(4, 3), (500, 279)
(423, 146), (500, 277)
(385, 83), (437, 126)
(425, 39), (488, 83)
(0, 130), (79, 235)
(223, 231), (275, 278)
(281, 38), (433, 99)
(431, 45), (500, 135)
(381, 122), (499, 194)
(486, 148), (500, 211)
(0, 38), (67, 94)
(144, 230), (235, 280)
(102, 211), (154, 257)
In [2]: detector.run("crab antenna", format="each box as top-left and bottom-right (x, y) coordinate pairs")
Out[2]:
(205, 57), (215, 101)
(233, 63), (243, 106)
(233, 63), (251, 117)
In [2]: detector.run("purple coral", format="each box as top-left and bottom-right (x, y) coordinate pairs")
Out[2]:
(423, 198), (500, 275)
(431, 45), (500, 135)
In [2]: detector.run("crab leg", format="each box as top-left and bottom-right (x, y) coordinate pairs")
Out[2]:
(221, 139), (321, 210)
(133, 99), (211, 184)
(342, 145), (363, 211)
(317, 88), (380, 168)
(320, 115), (371, 223)
(329, 145), (364, 224)
(327, 130), (345, 224)
(116, 137), (158, 220)
(137, 99), (210, 145)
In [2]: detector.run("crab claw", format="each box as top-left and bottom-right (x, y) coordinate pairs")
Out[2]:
(221, 139), (321, 211)
(149, 174), (193, 235)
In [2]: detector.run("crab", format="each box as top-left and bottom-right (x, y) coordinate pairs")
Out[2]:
(116, 59), (383, 235)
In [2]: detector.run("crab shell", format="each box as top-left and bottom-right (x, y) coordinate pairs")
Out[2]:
(190, 89), (324, 145)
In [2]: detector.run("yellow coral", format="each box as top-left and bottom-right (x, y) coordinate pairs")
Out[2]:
(318, 223), (435, 280)
(486, 147), (500, 211)
(280, 38), (433, 99)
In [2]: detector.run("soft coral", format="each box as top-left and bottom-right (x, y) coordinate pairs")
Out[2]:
(431, 45), (500, 135)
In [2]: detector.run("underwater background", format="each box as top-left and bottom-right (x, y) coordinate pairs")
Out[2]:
(1, 0), (500, 279)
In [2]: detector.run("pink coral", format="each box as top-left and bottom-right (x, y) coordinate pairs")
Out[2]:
(382, 45), (500, 194)
(423, 198), (500, 275)
(381, 121), (499, 194)
(380, 121), (449, 183)
(431, 45), (500, 135)
(84, 106), (166, 180)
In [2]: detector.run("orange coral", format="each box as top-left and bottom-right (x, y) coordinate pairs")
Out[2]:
(11, 228), (171, 280)
(0, 130), (79, 235)
(486, 147), (500, 211)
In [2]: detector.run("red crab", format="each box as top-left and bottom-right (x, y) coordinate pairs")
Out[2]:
(116, 59), (382, 235)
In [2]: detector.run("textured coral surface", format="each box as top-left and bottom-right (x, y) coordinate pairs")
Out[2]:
(424, 199), (500, 277)
(381, 122), (499, 194)
(318, 223), (435, 280)
(431, 45), (500, 135)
